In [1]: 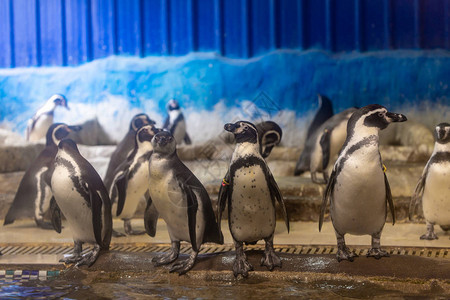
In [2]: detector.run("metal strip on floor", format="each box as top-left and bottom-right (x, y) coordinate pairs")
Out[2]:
(0, 244), (448, 259)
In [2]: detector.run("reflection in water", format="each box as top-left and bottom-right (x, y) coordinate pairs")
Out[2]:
(0, 275), (439, 299)
(0, 280), (68, 299)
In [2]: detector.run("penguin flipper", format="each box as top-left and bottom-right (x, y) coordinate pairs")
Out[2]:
(319, 128), (332, 171)
(217, 171), (230, 234)
(184, 133), (192, 145)
(384, 173), (395, 225)
(115, 171), (129, 217)
(90, 189), (104, 246)
(409, 173), (426, 221)
(144, 191), (159, 237)
(50, 197), (62, 233)
(179, 182), (199, 252)
(268, 172), (289, 232)
(319, 169), (336, 231)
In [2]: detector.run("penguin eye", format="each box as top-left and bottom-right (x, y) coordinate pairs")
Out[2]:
(378, 112), (384, 118)
(243, 126), (249, 131)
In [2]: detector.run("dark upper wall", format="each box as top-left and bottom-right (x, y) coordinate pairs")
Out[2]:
(0, 0), (449, 68)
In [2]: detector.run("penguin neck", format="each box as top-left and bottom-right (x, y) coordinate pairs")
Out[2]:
(137, 141), (153, 155)
(38, 101), (57, 115)
(232, 141), (261, 163)
(433, 141), (450, 154)
(347, 126), (380, 146)
(169, 110), (181, 121)
(152, 150), (176, 161)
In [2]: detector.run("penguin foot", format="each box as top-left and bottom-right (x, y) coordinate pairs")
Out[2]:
(75, 250), (100, 267)
(336, 247), (358, 262)
(366, 248), (390, 259)
(124, 220), (146, 235)
(260, 249), (282, 271)
(169, 257), (196, 275)
(233, 256), (254, 278)
(112, 230), (126, 237)
(124, 229), (146, 236)
(59, 254), (83, 264)
(420, 232), (439, 240)
(36, 219), (62, 230)
(152, 251), (178, 266)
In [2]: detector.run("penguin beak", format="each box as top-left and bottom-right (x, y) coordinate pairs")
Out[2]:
(224, 123), (237, 132)
(68, 125), (82, 132)
(386, 112), (407, 123)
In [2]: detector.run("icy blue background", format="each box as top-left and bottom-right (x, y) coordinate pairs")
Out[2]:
(0, 50), (449, 142)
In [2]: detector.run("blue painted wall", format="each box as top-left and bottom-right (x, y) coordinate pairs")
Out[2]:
(0, 0), (449, 68)
(0, 0), (448, 143)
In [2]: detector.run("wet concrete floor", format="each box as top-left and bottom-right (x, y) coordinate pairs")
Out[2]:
(1, 219), (449, 298)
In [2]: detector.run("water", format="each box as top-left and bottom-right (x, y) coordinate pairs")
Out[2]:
(1, 271), (447, 299)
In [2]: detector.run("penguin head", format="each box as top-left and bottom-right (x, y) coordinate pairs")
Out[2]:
(46, 123), (82, 146)
(57, 139), (79, 153)
(137, 124), (162, 144)
(348, 104), (407, 136)
(130, 114), (156, 132)
(435, 123), (450, 144)
(49, 94), (69, 110)
(256, 121), (282, 158)
(224, 121), (258, 144)
(167, 99), (180, 111)
(151, 131), (176, 155)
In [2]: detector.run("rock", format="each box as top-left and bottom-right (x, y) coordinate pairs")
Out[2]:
(68, 118), (115, 146)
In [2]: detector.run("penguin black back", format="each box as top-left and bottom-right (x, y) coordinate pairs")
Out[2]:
(306, 94), (334, 139)
(4, 123), (81, 228)
(104, 113), (155, 188)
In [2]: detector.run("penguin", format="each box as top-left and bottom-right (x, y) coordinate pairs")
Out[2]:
(294, 94), (334, 176)
(308, 108), (357, 184)
(163, 99), (192, 145)
(218, 121), (289, 277)
(26, 94), (69, 142)
(48, 139), (112, 266)
(103, 113), (155, 190)
(4, 123), (81, 229)
(319, 105), (406, 262)
(409, 122), (450, 240)
(255, 121), (282, 158)
(109, 124), (161, 236)
(145, 131), (223, 275)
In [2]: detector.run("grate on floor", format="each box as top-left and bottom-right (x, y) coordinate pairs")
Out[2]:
(0, 244), (448, 259)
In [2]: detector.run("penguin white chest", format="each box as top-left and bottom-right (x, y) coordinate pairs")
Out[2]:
(230, 165), (275, 242)
(422, 162), (450, 225)
(332, 147), (386, 235)
(173, 120), (186, 144)
(118, 162), (149, 219)
(29, 115), (53, 141)
(51, 164), (96, 243)
(148, 167), (191, 242)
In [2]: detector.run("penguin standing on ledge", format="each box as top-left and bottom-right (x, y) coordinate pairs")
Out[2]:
(294, 94), (334, 176)
(319, 105), (406, 262)
(163, 99), (192, 145)
(26, 94), (69, 141)
(104, 113), (155, 190)
(49, 139), (112, 267)
(4, 123), (81, 229)
(146, 131), (222, 275)
(410, 122), (450, 239)
(218, 121), (289, 278)
(308, 107), (357, 184)
(110, 124), (161, 236)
